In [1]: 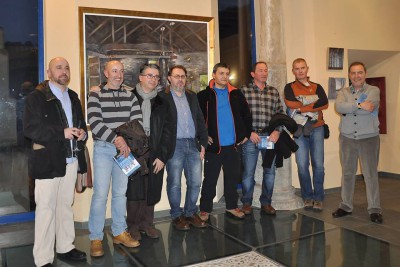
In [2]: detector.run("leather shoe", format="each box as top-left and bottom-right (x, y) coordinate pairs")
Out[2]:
(140, 227), (160, 238)
(226, 208), (245, 219)
(186, 214), (207, 228)
(370, 213), (383, 224)
(57, 248), (87, 262)
(261, 205), (276, 215)
(332, 208), (352, 218)
(241, 204), (253, 215)
(173, 216), (190, 231)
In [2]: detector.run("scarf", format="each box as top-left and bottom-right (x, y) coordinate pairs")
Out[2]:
(135, 83), (157, 136)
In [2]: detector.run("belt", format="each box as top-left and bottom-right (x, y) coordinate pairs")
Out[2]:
(253, 128), (266, 134)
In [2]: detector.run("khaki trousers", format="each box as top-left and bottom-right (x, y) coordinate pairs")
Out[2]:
(33, 161), (78, 267)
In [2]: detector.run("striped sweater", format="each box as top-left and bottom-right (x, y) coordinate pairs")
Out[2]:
(88, 86), (142, 143)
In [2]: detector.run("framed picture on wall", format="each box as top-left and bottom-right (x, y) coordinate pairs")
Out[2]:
(328, 77), (345, 99)
(328, 47), (344, 70)
(79, 7), (215, 120)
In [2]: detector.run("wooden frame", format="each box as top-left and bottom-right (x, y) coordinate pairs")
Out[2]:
(79, 7), (214, 120)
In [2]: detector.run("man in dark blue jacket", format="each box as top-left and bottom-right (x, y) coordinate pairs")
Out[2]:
(197, 63), (252, 220)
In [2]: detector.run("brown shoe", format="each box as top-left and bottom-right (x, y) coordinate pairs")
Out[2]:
(313, 201), (323, 212)
(226, 208), (245, 219)
(186, 214), (207, 228)
(261, 205), (276, 215)
(173, 216), (190, 231)
(304, 199), (314, 210)
(139, 227), (159, 239)
(241, 204), (253, 215)
(199, 211), (209, 221)
(130, 229), (141, 241)
(113, 231), (140, 248)
(90, 240), (104, 257)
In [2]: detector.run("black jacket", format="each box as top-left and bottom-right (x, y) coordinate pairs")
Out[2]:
(160, 87), (208, 152)
(197, 80), (252, 153)
(24, 80), (87, 179)
(262, 114), (298, 168)
(127, 89), (174, 205)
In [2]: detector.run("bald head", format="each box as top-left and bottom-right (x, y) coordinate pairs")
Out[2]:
(47, 57), (70, 89)
(104, 60), (124, 89)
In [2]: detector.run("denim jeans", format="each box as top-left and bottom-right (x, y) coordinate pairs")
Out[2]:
(241, 140), (276, 206)
(89, 140), (129, 240)
(294, 125), (325, 201)
(166, 139), (202, 219)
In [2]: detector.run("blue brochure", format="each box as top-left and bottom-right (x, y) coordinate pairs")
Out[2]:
(257, 135), (274, 150)
(113, 152), (141, 177)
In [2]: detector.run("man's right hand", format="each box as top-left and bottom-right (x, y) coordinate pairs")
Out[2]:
(64, 127), (79, 140)
(250, 132), (261, 144)
(114, 136), (130, 158)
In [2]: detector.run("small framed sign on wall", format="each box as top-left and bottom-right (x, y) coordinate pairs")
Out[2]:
(328, 47), (344, 70)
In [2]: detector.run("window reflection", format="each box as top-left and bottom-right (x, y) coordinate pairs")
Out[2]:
(0, 0), (39, 216)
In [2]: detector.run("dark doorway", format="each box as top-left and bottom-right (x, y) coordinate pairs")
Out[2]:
(366, 77), (387, 134)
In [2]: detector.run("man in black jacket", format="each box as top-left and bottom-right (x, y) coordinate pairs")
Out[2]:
(197, 63), (252, 220)
(161, 65), (208, 230)
(24, 57), (87, 267)
(126, 64), (174, 240)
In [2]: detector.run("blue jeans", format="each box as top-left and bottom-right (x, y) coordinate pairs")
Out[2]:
(89, 141), (129, 240)
(166, 139), (202, 219)
(294, 126), (325, 201)
(241, 140), (276, 206)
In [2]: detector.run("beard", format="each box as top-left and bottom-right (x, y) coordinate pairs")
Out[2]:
(54, 75), (70, 86)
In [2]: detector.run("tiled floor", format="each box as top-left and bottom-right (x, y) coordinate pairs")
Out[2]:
(2, 177), (400, 266)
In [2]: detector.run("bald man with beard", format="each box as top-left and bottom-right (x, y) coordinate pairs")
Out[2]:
(24, 57), (87, 267)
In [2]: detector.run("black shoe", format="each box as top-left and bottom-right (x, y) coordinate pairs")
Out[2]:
(370, 213), (383, 224)
(41, 264), (54, 267)
(57, 248), (87, 262)
(332, 208), (352, 218)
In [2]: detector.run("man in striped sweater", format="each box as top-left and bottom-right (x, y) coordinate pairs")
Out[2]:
(87, 60), (143, 257)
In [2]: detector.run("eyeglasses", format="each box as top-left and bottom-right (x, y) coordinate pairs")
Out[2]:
(171, 75), (187, 80)
(141, 74), (161, 80)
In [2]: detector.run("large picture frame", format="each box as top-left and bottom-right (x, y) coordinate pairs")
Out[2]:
(79, 7), (214, 119)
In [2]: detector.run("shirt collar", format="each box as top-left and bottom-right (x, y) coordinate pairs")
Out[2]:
(171, 88), (186, 98)
(49, 81), (68, 99)
(350, 83), (366, 94)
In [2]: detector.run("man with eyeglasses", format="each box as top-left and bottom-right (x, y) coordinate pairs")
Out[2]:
(160, 65), (208, 230)
(126, 64), (174, 240)
(88, 60), (143, 257)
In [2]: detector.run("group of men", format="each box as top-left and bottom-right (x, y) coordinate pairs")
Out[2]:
(24, 57), (383, 267)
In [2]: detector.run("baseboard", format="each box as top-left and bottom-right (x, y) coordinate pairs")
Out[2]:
(378, 172), (400, 179)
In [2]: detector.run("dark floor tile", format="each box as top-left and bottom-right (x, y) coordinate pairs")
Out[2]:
(258, 228), (400, 267)
(352, 224), (400, 247)
(122, 220), (251, 267)
(209, 210), (337, 248)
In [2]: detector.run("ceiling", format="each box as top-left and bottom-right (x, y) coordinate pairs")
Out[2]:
(348, 49), (400, 70)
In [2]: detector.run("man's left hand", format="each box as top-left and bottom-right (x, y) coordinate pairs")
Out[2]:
(268, 130), (281, 143)
(153, 158), (165, 174)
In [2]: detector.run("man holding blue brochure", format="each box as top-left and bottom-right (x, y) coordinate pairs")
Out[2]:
(333, 61), (383, 224)
(87, 60), (143, 257)
(240, 61), (284, 216)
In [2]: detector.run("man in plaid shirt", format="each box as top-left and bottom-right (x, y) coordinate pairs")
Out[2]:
(240, 61), (284, 215)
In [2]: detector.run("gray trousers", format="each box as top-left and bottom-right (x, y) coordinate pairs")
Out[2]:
(339, 134), (381, 214)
